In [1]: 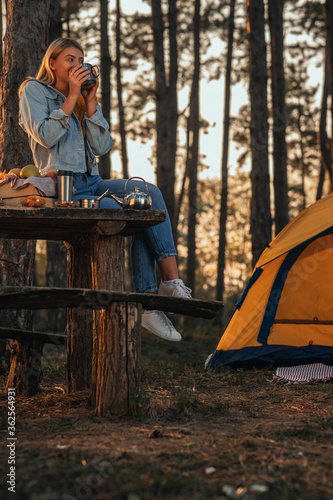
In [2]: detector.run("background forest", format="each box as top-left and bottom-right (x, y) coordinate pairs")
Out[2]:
(0, 0), (331, 322)
(1, 4), (333, 499)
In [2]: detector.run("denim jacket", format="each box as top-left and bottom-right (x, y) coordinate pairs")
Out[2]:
(19, 80), (112, 175)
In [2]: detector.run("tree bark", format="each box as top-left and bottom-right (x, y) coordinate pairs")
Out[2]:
(326, 0), (333, 187)
(246, 0), (272, 267)
(46, 241), (67, 333)
(320, 11), (332, 191)
(0, 0), (3, 72)
(297, 108), (307, 211)
(215, 0), (235, 324)
(116, 0), (129, 179)
(0, 0), (50, 395)
(98, 0), (112, 179)
(66, 235), (93, 392)
(268, 0), (289, 234)
(186, 0), (200, 296)
(90, 234), (141, 417)
(48, 0), (62, 42)
(151, 0), (178, 233)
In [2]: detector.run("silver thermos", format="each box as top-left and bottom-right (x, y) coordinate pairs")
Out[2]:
(57, 170), (73, 202)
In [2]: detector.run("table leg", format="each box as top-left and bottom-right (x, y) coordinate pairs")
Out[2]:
(90, 234), (141, 417)
(66, 236), (93, 391)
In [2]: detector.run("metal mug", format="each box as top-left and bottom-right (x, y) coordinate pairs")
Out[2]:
(81, 63), (99, 89)
(79, 199), (99, 208)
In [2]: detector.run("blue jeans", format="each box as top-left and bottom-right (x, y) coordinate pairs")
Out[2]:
(72, 173), (177, 292)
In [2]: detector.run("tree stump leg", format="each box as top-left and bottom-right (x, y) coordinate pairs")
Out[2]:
(90, 234), (141, 416)
(92, 302), (141, 417)
(66, 236), (93, 392)
(1, 239), (42, 396)
(5, 339), (43, 396)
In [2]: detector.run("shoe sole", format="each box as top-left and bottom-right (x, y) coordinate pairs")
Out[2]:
(141, 319), (182, 342)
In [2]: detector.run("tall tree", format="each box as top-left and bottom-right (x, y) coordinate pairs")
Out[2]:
(116, 0), (129, 178)
(246, 0), (272, 267)
(0, 0), (3, 72)
(186, 0), (201, 296)
(285, 53), (320, 214)
(318, 45), (331, 196)
(325, 0), (333, 191)
(268, 0), (289, 234)
(49, 0), (62, 42)
(215, 0), (236, 323)
(0, 0), (50, 395)
(46, 242), (67, 333)
(99, 0), (112, 179)
(151, 0), (178, 233)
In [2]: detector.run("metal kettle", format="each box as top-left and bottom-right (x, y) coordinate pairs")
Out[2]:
(109, 177), (152, 209)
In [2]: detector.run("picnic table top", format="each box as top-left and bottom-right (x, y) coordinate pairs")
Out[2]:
(0, 206), (166, 241)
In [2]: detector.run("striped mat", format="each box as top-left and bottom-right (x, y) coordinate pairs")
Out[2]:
(272, 363), (333, 384)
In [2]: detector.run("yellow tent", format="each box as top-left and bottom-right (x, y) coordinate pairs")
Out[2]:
(207, 194), (333, 368)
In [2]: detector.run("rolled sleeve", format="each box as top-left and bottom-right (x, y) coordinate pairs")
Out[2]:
(48, 108), (70, 129)
(83, 105), (113, 156)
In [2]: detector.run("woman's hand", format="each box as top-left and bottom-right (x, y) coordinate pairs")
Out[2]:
(81, 68), (99, 101)
(81, 67), (99, 116)
(68, 64), (90, 100)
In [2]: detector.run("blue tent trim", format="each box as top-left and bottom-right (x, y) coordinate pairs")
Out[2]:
(257, 243), (308, 345)
(257, 226), (333, 345)
(235, 268), (263, 310)
(206, 345), (333, 369)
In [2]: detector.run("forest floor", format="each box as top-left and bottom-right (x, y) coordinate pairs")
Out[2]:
(0, 318), (333, 500)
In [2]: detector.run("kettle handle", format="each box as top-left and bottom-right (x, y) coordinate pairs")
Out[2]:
(124, 176), (149, 195)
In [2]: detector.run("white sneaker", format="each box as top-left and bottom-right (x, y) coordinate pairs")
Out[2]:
(158, 279), (192, 299)
(141, 310), (182, 342)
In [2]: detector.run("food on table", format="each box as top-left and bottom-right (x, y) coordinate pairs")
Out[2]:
(8, 168), (21, 176)
(20, 164), (40, 178)
(43, 170), (58, 179)
(21, 195), (45, 207)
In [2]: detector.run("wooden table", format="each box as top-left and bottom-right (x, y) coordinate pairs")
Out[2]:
(0, 206), (165, 416)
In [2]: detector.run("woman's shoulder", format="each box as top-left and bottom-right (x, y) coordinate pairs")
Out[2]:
(22, 79), (56, 99)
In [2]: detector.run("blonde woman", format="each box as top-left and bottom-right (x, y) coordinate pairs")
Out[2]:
(19, 38), (192, 342)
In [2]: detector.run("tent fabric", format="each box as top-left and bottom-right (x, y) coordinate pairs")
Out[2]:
(207, 194), (333, 369)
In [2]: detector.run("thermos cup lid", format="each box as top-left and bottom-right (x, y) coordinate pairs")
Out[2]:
(58, 170), (73, 176)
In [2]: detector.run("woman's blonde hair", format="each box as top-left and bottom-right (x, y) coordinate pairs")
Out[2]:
(19, 38), (84, 96)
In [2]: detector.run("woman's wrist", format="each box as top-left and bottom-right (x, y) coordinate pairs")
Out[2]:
(61, 95), (79, 116)
(86, 100), (97, 117)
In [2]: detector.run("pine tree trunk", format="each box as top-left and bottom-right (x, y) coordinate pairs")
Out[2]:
(49, 0), (62, 42)
(151, 0), (178, 233)
(268, 0), (289, 235)
(0, 0), (3, 71)
(90, 234), (140, 417)
(247, 0), (272, 267)
(0, 0), (50, 396)
(186, 0), (200, 296)
(326, 0), (333, 180)
(297, 109), (307, 211)
(46, 241), (67, 333)
(66, 236), (93, 392)
(116, 0), (129, 179)
(99, 0), (111, 179)
(215, 0), (235, 324)
(321, 9), (332, 191)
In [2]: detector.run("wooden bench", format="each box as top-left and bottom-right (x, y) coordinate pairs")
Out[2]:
(0, 207), (223, 417)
